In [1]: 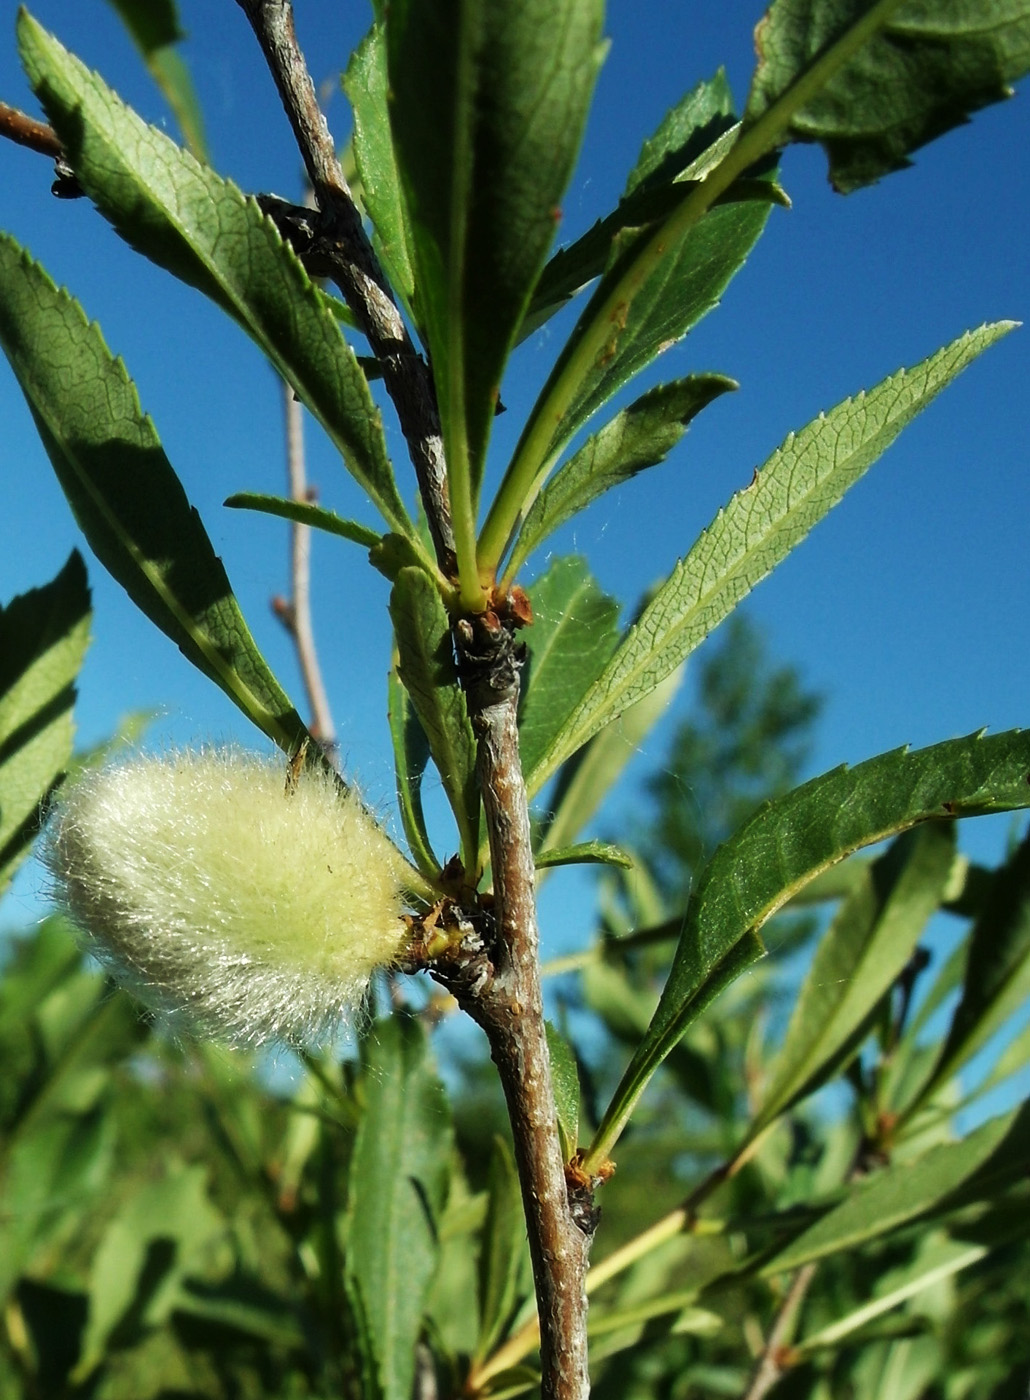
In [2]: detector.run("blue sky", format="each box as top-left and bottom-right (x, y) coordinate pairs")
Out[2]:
(2, 2), (1029, 942)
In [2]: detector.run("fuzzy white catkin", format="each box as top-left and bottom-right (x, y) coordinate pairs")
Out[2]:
(45, 749), (414, 1046)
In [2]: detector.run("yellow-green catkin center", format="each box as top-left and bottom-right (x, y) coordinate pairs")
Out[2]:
(46, 749), (413, 1045)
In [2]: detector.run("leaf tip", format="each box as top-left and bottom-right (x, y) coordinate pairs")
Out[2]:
(15, 5), (40, 43)
(16, 7), (57, 83)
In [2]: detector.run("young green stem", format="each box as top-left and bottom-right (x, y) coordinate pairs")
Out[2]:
(445, 408), (487, 612)
(477, 0), (905, 582)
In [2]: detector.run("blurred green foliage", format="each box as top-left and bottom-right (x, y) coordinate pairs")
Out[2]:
(3, 607), (1030, 1400)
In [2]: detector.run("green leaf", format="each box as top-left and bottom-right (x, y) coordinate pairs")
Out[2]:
(518, 557), (620, 786)
(0, 930), (140, 1142)
(524, 323), (1015, 792)
(745, 0), (1030, 194)
(795, 1231), (989, 1353)
(386, 0), (605, 493)
(625, 69), (738, 196)
(474, 1136), (527, 1363)
(171, 1282), (305, 1349)
(579, 957), (656, 1045)
(941, 857), (997, 918)
(0, 234), (309, 754)
(368, 531), (440, 585)
(519, 176), (784, 348)
(588, 1294), (722, 1341)
(792, 844), (987, 917)
(102, 0), (181, 50)
(535, 841), (633, 871)
(19, 14), (414, 541)
(481, 111), (774, 570)
(73, 708), (154, 775)
(390, 567), (479, 871)
(972, 1015), (1030, 1101)
(0, 552), (91, 894)
(761, 1098), (1030, 1273)
(580, 942), (733, 1116)
(76, 1163), (224, 1380)
(0, 1107), (114, 1305)
(549, 164), (768, 448)
(0, 915), (82, 1039)
(587, 728), (1030, 1168)
(602, 857), (670, 935)
(504, 375), (737, 581)
(223, 492), (383, 549)
(102, 0), (208, 160)
(476, 1365), (540, 1400)
(912, 828), (1030, 1113)
(545, 1021), (581, 1162)
(535, 666), (683, 870)
(344, 23), (418, 316)
(753, 822), (956, 1132)
(783, 853), (871, 906)
(518, 69), (741, 339)
(345, 1017), (453, 1400)
(428, 1189), (487, 1360)
(584, 931), (764, 1170)
(387, 664), (442, 882)
(904, 937), (968, 1043)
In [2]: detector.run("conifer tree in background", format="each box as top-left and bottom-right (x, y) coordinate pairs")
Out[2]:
(642, 615), (822, 904)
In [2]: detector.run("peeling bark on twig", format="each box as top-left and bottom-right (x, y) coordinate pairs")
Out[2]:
(234, 0), (455, 567)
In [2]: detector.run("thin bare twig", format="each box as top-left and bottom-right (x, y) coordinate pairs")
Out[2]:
(271, 381), (336, 747)
(0, 100), (61, 158)
(741, 1261), (818, 1400)
(741, 1127), (885, 1400)
(233, 0), (455, 569)
(0, 99), (81, 196)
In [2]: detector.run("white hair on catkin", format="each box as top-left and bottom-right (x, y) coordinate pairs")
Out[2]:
(44, 748), (414, 1046)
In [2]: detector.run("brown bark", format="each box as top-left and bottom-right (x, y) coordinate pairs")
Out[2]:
(448, 617), (594, 1400)
(0, 101), (62, 158)
(235, 0), (455, 567)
